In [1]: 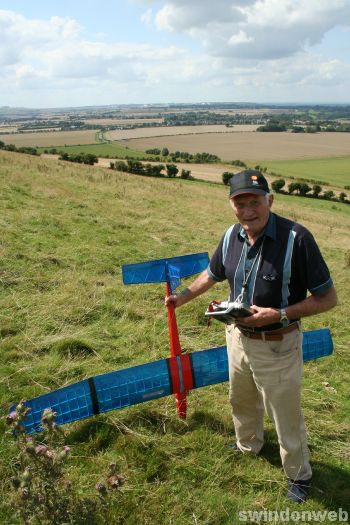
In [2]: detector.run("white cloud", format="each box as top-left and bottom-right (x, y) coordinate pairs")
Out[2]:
(151, 0), (350, 60)
(228, 31), (254, 45)
(0, 4), (349, 106)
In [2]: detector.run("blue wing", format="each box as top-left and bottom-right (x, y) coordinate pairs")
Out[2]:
(13, 328), (333, 434)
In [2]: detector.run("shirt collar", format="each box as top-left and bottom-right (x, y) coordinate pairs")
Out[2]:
(238, 212), (276, 242)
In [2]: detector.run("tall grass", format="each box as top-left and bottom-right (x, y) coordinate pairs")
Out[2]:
(1, 150), (349, 523)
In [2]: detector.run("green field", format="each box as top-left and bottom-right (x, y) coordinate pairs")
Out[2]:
(37, 141), (154, 159)
(263, 156), (350, 188)
(1, 150), (349, 523)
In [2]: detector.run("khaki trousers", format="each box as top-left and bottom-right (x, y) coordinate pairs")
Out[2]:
(226, 324), (312, 481)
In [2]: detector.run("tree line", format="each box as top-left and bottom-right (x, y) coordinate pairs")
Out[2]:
(271, 179), (348, 203)
(144, 147), (220, 163)
(0, 140), (38, 156)
(109, 159), (192, 179)
(58, 152), (98, 165)
(223, 170), (348, 204)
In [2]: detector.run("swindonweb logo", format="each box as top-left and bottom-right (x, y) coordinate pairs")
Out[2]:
(238, 507), (348, 522)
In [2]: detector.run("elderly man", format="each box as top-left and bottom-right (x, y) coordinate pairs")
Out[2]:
(165, 169), (337, 503)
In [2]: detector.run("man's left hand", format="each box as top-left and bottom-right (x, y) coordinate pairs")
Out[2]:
(237, 305), (280, 328)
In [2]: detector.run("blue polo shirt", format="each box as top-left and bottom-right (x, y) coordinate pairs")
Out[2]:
(208, 212), (333, 330)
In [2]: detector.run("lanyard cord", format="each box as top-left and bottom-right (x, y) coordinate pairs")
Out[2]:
(235, 237), (265, 305)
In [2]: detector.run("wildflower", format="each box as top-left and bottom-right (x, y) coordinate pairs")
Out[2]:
(107, 474), (126, 490)
(95, 483), (107, 496)
(108, 463), (117, 476)
(35, 444), (48, 456)
(19, 487), (29, 500)
(16, 401), (29, 418)
(16, 402), (26, 414)
(57, 447), (70, 462)
(20, 468), (32, 488)
(6, 411), (17, 425)
(45, 449), (55, 460)
(25, 444), (35, 455)
(41, 408), (56, 425)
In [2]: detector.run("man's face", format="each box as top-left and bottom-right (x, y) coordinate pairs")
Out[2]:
(230, 193), (273, 238)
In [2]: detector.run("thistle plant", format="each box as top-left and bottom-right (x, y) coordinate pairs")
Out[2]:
(6, 403), (125, 525)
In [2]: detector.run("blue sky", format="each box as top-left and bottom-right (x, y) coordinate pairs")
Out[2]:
(0, 0), (349, 107)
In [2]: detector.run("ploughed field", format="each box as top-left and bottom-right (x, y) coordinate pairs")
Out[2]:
(123, 131), (350, 162)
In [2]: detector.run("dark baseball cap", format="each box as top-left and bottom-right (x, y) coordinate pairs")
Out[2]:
(229, 169), (270, 198)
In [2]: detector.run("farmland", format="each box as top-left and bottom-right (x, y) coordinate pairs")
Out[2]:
(105, 124), (258, 141)
(123, 131), (350, 162)
(84, 118), (164, 126)
(0, 149), (349, 523)
(40, 142), (154, 159)
(0, 129), (99, 147)
(262, 156), (350, 187)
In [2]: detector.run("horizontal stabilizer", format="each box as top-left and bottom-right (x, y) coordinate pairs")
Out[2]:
(122, 252), (209, 288)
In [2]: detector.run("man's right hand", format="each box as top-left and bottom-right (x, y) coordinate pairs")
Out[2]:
(164, 270), (216, 309)
(164, 289), (190, 309)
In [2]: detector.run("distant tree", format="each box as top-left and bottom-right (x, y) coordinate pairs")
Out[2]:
(144, 163), (164, 177)
(83, 153), (98, 165)
(312, 184), (322, 197)
(299, 183), (311, 196)
(161, 147), (169, 157)
(180, 169), (191, 179)
(257, 123), (286, 132)
(59, 152), (69, 161)
(288, 182), (302, 195)
(271, 179), (285, 193)
(339, 192), (347, 203)
(127, 159), (145, 175)
(145, 148), (161, 155)
(231, 160), (246, 167)
(305, 126), (317, 133)
(166, 163), (178, 178)
(323, 190), (335, 201)
(291, 126), (305, 133)
(222, 172), (235, 185)
(114, 161), (128, 172)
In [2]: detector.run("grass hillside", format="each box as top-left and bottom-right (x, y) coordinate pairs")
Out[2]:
(0, 151), (349, 524)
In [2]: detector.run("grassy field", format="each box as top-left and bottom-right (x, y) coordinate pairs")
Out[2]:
(0, 150), (349, 524)
(38, 142), (154, 159)
(262, 156), (350, 188)
(124, 131), (350, 162)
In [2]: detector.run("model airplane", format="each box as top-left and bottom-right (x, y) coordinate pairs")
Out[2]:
(11, 253), (333, 434)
